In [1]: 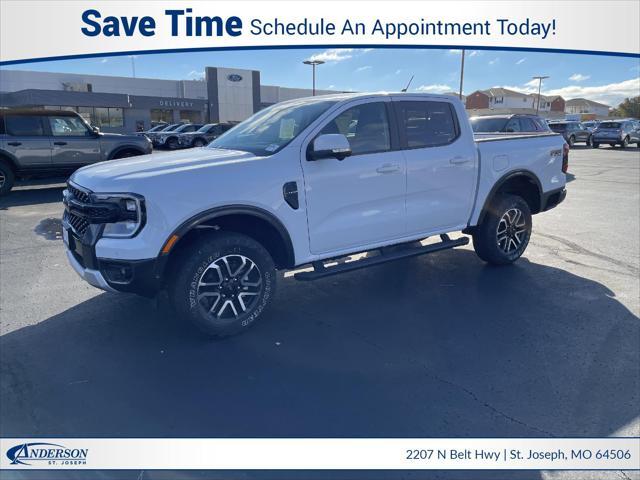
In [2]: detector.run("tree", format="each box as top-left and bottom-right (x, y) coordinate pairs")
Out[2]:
(609, 96), (640, 118)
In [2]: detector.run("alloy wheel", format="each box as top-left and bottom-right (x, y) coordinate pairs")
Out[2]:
(496, 208), (527, 254)
(0, 171), (5, 190)
(196, 254), (263, 321)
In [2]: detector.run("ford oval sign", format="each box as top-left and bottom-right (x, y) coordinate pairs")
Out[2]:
(227, 74), (243, 82)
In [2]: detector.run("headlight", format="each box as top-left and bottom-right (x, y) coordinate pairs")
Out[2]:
(91, 193), (145, 238)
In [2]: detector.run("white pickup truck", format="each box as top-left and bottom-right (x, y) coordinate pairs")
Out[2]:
(63, 93), (568, 336)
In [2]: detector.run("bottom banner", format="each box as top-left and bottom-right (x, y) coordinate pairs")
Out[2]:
(1, 438), (638, 470)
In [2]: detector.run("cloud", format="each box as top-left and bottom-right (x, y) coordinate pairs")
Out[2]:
(355, 66), (372, 72)
(448, 49), (462, 54)
(327, 84), (335, 89)
(100, 58), (108, 64)
(468, 50), (479, 57)
(306, 48), (371, 63)
(493, 77), (639, 107)
(395, 69), (402, 75)
(415, 84), (452, 93)
(524, 78), (542, 88)
(186, 70), (205, 80)
(569, 73), (591, 82)
(515, 58), (526, 65)
(488, 57), (500, 65)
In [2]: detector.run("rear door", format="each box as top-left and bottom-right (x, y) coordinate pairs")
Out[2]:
(300, 98), (407, 254)
(47, 115), (100, 166)
(3, 114), (52, 167)
(393, 98), (478, 235)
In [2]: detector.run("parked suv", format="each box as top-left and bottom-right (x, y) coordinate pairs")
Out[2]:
(154, 123), (203, 149)
(548, 121), (592, 147)
(136, 123), (168, 139)
(0, 109), (152, 195)
(178, 123), (235, 148)
(470, 114), (550, 134)
(591, 120), (640, 148)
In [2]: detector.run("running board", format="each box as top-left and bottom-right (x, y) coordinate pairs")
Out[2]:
(294, 235), (469, 281)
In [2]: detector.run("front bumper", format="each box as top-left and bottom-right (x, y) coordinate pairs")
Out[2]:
(66, 248), (117, 293)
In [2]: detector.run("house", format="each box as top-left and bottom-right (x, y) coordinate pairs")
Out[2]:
(465, 88), (565, 118)
(565, 98), (611, 118)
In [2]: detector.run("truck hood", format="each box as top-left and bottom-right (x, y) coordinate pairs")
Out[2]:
(71, 147), (259, 192)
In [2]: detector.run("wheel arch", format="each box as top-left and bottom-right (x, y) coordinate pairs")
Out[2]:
(0, 150), (19, 172)
(159, 205), (296, 275)
(107, 144), (147, 160)
(476, 170), (543, 225)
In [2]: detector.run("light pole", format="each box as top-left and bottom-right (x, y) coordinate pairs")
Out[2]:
(532, 75), (549, 114)
(458, 49), (466, 101)
(303, 60), (325, 96)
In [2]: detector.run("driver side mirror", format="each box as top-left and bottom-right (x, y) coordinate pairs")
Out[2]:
(91, 126), (101, 136)
(308, 134), (352, 161)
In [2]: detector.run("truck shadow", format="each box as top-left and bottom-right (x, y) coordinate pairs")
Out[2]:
(0, 185), (65, 209)
(1, 250), (638, 480)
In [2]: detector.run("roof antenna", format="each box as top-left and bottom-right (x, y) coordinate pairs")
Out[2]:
(401, 75), (414, 92)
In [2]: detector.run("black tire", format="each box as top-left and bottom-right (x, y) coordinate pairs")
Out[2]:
(592, 141), (600, 148)
(170, 231), (277, 337)
(167, 137), (179, 149)
(193, 138), (206, 147)
(472, 194), (532, 265)
(609, 143), (616, 147)
(567, 135), (575, 148)
(0, 159), (16, 196)
(113, 149), (143, 160)
(621, 136), (629, 149)
(586, 135), (592, 146)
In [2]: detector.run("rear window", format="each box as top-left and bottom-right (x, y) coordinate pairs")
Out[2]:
(6, 115), (44, 136)
(549, 123), (567, 132)
(598, 122), (621, 129)
(470, 117), (509, 133)
(397, 101), (459, 148)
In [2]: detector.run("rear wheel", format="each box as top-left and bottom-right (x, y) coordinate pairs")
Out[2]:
(586, 135), (592, 146)
(592, 141), (600, 148)
(621, 136), (629, 148)
(170, 232), (277, 337)
(0, 159), (15, 196)
(567, 135), (575, 148)
(472, 194), (532, 265)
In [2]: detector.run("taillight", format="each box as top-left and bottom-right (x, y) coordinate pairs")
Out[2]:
(562, 143), (569, 173)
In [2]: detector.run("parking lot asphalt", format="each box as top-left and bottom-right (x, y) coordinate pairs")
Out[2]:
(0, 146), (639, 480)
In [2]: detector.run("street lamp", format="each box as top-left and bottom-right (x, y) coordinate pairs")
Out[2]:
(532, 75), (549, 115)
(303, 60), (325, 96)
(458, 49), (466, 101)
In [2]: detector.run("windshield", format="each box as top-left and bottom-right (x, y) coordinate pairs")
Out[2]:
(549, 123), (568, 131)
(197, 124), (215, 133)
(470, 117), (509, 132)
(160, 124), (181, 132)
(173, 124), (195, 133)
(209, 98), (338, 156)
(148, 124), (166, 132)
(598, 122), (621, 129)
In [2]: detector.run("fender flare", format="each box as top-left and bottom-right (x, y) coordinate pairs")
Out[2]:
(160, 204), (296, 268)
(108, 144), (147, 160)
(476, 169), (543, 225)
(0, 149), (19, 171)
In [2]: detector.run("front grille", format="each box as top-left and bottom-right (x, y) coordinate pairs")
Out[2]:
(66, 210), (90, 236)
(68, 184), (90, 203)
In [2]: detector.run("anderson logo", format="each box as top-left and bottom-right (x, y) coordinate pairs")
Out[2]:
(6, 443), (88, 466)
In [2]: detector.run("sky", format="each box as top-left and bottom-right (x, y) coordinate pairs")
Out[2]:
(2, 48), (639, 107)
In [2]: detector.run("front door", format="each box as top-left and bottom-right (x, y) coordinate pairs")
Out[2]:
(47, 115), (101, 166)
(301, 100), (406, 255)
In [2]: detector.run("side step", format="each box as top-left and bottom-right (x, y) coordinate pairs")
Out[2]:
(294, 235), (469, 281)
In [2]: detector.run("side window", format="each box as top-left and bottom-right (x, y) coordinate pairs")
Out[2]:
(6, 115), (44, 136)
(519, 118), (536, 131)
(505, 119), (521, 132)
(320, 102), (391, 155)
(397, 101), (458, 148)
(48, 116), (91, 136)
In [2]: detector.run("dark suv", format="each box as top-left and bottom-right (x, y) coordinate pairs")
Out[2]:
(153, 123), (203, 149)
(548, 121), (592, 147)
(177, 123), (234, 148)
(469, 114), (551, 134)
(592, 120), (640, 148)
(0, 110), (152, 195)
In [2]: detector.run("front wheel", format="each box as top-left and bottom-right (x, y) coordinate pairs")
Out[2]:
(167, 137), (179, 149)
(621, 136), (629, 148)
(170, 232), (277, 337)
(0, 160), (16, 196)
(193, 138), (206, 147)
(472, 194), (532, 265)
(567, 135), (575, 148)
(592, 141), (600, 148)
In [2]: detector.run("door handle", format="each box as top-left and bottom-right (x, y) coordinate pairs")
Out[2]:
(7, 142), (21, 146)
(449, 156), (470, 165)
(53, 141), (67, 146)
(376, 164), (400, 174)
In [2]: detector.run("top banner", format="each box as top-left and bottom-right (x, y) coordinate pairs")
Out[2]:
(1, 0), (639, 64)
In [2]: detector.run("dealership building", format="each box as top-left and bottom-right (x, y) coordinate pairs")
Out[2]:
(0, 66), (337, 133)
